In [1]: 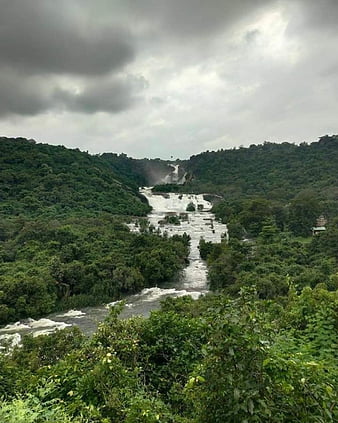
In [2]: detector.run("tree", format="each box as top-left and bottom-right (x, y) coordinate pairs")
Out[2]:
(186, 202), (196, 212)
(288, 191), (321, 236)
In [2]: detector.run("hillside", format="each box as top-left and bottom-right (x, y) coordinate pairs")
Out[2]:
(0, 137), (150, 218)
(184, 135), (338, 203)
(101, 153), (177, 187)
(0, 136), (337, 422)
(0, 138), (190, 323)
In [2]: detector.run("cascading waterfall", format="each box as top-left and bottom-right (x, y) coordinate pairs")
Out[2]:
(163, 164), (186, 184)
(0, 187), (227, 349)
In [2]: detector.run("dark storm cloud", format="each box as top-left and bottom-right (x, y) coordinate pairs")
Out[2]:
(0, 0), (141, 117)
(0, 72), (51, 116)
(0, 0), (273, 119)
(0, 70), (146, 117)
(55, 76), (148, 114)
(122, 0), (271, 38)
(1, 0), (338, 155)
(0, 0), (134, 75)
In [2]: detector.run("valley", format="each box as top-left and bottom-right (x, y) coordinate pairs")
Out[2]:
(0, 136), (337, 422)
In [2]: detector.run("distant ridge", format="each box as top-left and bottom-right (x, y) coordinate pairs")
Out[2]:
(183, 135), (338, 201)
(0, 137), (151, 218)
(1, 135), (337, 218)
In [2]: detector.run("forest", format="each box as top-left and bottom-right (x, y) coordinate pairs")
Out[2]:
(0, 136), (337, 422)
(0, 137), (151, 218)
(0, 138), (189, 322)
(154, 135), (338, 233)
(0, 287), (336, 422)
(183, 135), (338, 203)
(0, 216), (189, 324)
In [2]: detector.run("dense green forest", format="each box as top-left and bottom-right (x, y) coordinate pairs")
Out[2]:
(0, 288), (336, 422)
(154, 136), (338, 237)
(199, 220), (338, 297)
(0, 136), (337, 421)
(154, 135), (338, 200)
(100, 153), (175, 188)
(0, 216), (189, 324)
(184, 135), (338, 202)
(0, 137), (151, 218)
(0, 138), (188, 323)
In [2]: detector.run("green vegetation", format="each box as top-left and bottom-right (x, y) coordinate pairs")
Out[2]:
(0, 137), (151, 218)
(186, 202), (196, 212)
(200, 222), (338, 297)
(0, 215), (189, 324)
(0, 135), (337, 421)
(101, 154), (176, 187)
(211, 190), (331, 238)
(0, 138), (189, 324)
(151, 184), (182, 193)
(0, 287), (336, 422)
(153, 136), (338, 238)
(152, 137), (338, 216)
(184, 136), (338, 205)
(163, 214), (181, 225)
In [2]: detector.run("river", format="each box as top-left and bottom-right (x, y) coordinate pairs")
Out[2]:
(0, 189), (227, 350)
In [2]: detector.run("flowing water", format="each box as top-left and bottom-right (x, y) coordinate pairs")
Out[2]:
(0, 189), (227, 350)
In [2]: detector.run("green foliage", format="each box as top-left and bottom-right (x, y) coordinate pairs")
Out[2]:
(151, 184), (182, 193)
(226, 220), (246, 240)
(0, 394), (83, 423)
(180, 136), (338, 238)
(185, 289), (337, 423)
(124, 395), (174, 423)
(203, 225), (338, 299)
(0, 137), (150, 218)
(1, 136), (338, 422)
(288, 191), (321, 236)
(309, 222), (338, 258)
(163, 214), (181, 225)
(0, 216), (189, 324)
(0, 288), (337, 422)
(12, 327), (85, 373)
(184, 136), (338, 206)
(198, 238), (214, 260)
(186, 202), (196, 212)
(137, 309), (206, 413)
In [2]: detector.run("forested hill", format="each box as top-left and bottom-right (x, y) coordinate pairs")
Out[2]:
(184, 135), (338, 201)
(0, 137), (150, 217)
(101, 153), (178, 187)
(0, 138), (190, 323)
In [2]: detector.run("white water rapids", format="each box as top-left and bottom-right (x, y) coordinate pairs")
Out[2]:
(0, 189), (227, 350)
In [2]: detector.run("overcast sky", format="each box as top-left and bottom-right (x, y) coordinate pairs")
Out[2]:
(1, 0), (338, 159)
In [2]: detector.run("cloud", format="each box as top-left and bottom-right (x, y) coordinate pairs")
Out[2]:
(0, 70), (147, 117)
(0, 0), (338, 158)
(118, 0), (271, 39)
(287, 0), (338, 33)
(0, 71), (52, 117)
(54, 75), (148, 114)
(0, 0), (143, 117)
(0, 0), (134, 75)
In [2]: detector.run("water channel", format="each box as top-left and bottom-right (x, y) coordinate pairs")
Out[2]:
(0, 189), (228, 350)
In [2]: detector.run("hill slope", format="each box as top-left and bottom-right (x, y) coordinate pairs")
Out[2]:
(0, 138), (191, 324)
(0, 137), (150, 218)
(184, 135), (338, 202)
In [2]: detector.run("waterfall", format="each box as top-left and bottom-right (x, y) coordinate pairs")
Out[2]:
(162, 164), (186, 184)
(0, 189), (228, 349)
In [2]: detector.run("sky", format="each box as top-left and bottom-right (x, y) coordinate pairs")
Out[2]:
(1, 0), (338, 159)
